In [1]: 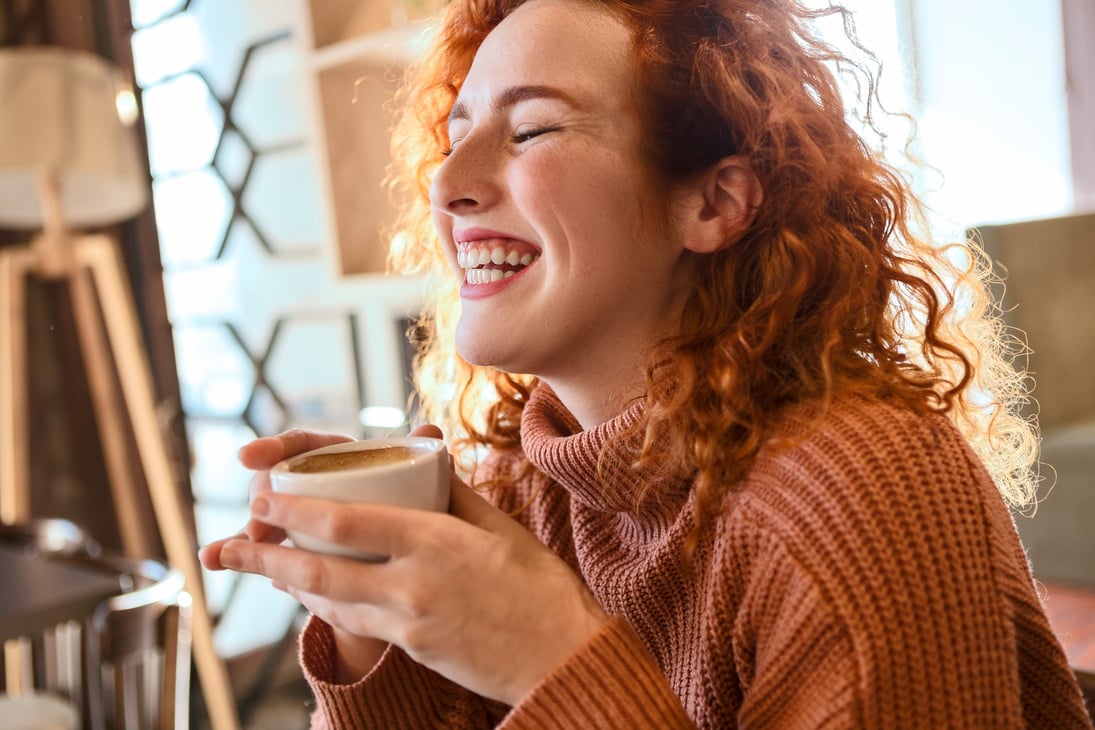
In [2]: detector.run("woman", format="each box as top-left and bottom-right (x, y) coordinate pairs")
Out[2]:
(201, 0), (1093, 726)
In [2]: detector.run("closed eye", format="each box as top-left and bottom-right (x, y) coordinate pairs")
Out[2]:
(441, 138), (463, 157)
(512, 126), (558, 144)
(441, 126), (558, 156)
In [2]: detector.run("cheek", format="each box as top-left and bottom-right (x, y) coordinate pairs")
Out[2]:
(510, 151), (642, 229)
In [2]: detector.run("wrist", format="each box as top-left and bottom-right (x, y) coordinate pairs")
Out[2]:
(507, 603), (611, 706)
(331, 627), (388, 684)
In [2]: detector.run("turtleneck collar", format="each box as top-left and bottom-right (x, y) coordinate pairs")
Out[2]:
(519, 383), (693, 515)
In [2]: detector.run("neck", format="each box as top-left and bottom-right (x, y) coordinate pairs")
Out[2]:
(542, 364), (646, 430)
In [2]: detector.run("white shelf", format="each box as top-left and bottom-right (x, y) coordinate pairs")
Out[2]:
(299, 1), (437, 274)
(310, 21), (434, 70)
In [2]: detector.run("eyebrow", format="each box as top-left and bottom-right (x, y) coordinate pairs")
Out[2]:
(447, 85), (581, 126)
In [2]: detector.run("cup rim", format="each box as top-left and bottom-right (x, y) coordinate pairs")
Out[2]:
(271, 436), (447, 476)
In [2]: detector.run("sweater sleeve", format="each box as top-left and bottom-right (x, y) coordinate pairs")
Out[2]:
(300, 613), (694, 729)
(730, 543), (860, 728)
(727, 401), (1093, 729)
(499, 616), (693, 729)
(299, 615), (510, 729)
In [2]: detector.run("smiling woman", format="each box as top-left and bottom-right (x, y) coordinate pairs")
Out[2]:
(199, 0), (1094, 727)
(426, 3), (705, 420)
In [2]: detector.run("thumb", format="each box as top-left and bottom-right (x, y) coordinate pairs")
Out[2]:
(408, 423), (444, 440)
(405, 424), (518, 536)
(448, 477), (526, 539)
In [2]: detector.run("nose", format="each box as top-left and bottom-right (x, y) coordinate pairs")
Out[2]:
(429, 133), (501, 216)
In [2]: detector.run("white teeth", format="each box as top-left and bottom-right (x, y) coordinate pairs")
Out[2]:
(465, 268), (517, 284)
(458, 244), (539, 269)
(457, 242), (540, 285)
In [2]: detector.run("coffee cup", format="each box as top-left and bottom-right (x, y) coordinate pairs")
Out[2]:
(269, 436), (449, 560)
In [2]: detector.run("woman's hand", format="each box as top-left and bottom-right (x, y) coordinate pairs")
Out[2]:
(198, 428), (355, 570)
(207, 429), (610, 706)
(199, 427), (388, 680)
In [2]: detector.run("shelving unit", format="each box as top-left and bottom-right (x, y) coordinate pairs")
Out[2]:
(297, 0), (441, 275)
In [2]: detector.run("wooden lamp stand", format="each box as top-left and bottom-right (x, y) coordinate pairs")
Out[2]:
(0, 179), (240, 730)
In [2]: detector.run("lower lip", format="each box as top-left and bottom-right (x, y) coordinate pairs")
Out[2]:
(460, 261), (536, 300)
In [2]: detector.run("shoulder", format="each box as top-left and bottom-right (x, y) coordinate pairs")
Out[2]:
(718, 395), (1012, 611)
(745, 395), (990, 513)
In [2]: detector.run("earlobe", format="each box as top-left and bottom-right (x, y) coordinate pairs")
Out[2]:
(683, 156), (763, 254)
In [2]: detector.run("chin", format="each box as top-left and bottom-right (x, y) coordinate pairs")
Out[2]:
(456, 340), (533, 380)
(455, 327), (505, 370)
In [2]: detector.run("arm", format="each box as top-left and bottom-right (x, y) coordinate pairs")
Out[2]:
(730, 401), (1091, 728)
(498, 617), (693, 729)
(213, 443), (628, 726)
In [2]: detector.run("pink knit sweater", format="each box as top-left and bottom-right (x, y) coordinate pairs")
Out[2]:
(299, 385), (1093, 728)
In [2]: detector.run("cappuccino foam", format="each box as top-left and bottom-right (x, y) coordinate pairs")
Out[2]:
(288, 445), (422, 474)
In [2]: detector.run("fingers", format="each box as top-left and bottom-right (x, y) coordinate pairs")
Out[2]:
(198, 533), (246, 571)
(243, 518), (286, 545)
(205, 429), (363, 570)
(237, 429), (354, 541)
(238, 429), (355, 471)
(253, 492), (445, 561)
(218, 537), (395, 606)
(200, 522), (288, 570)
(219, 539), (328, 594)
(448, 477), (524, 536)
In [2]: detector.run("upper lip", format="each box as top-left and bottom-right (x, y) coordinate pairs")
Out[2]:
(454, 227), (534, 246)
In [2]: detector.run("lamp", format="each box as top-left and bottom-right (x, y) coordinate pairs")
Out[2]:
(0, 47), (146, 230)
(0, 47), (239, 729)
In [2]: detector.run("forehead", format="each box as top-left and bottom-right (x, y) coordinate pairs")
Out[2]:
(456, 0), (635, 111)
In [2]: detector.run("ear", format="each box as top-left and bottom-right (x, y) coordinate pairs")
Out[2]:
(679, 156), (763, 254)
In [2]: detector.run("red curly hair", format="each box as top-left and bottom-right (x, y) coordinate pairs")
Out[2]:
(387, 0), (1036, 544)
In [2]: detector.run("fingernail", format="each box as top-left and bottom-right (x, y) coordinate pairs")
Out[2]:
(252, 496), (270, 518)
(220, 543), (242, 569)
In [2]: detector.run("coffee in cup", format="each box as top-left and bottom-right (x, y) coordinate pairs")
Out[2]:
(286, 445), (426, 473)
(269, 436), (449, 560)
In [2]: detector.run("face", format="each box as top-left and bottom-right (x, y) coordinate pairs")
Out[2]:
(430, 0), (697, 412)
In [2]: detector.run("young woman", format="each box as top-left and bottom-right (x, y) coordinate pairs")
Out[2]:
(201, 0), (1093, 726)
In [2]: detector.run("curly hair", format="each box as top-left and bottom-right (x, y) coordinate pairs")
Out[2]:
(386, 0), (1037, 543)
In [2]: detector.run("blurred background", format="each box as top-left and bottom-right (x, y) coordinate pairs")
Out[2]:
(0, 0), (1091, 727)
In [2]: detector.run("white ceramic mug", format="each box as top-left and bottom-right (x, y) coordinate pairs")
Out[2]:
(269, 436), (449, 561)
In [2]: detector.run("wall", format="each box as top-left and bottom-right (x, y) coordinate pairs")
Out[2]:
(905, 0), (1074, 230)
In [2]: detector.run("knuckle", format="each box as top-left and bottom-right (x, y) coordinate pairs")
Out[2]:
(296, 553), (331, 595)
(318, 508), (358, 545)
(398, 583), (433, 621)
(281, 428), (354, 452)
(279, 428), (314, 451)
(243, 545), (265, 574)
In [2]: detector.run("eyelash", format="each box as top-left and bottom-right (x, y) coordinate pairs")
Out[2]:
(512, 126), (556, 144)
(440, 126), (557, 157)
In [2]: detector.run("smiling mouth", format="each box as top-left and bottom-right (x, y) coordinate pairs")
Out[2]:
(457, 241), (539, 284)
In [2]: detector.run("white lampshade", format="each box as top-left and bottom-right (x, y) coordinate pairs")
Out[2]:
(0, 46), (148, 229)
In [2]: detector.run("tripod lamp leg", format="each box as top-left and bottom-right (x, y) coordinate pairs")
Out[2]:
(77, 235), (240, 730)
(0, 246), (35, 526)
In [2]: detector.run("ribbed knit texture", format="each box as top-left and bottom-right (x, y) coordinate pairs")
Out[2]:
(300, 385), (1093, 728)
